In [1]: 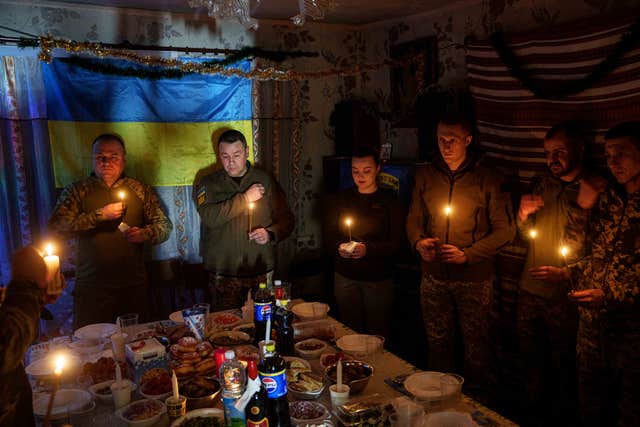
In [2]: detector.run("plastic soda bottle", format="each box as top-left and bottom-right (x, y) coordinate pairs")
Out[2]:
(254, 282), (273, 346)
(258, 342), (290, 427)
(219, 350), (246, 427)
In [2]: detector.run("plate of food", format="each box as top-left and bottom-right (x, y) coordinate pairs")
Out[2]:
(116, 399), (166, 427)
(324, 360), (374, 394)
(289, 401), (330, 425)
(180, 376), (222, 410)
(74, 323), (118, 340)
(209, 313), (242, 330)
(171, 408), (225, 427)
(284, 357), (325, 400)
(139, 368), (173, 400)
(209, 330), (251, 348)
(320, 352), (352, 368)
(231, 322), (255, 337)
(81, 356), (130, 384)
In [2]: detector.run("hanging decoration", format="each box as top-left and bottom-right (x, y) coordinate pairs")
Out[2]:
(490, 16), (640, 99)
(187, 0), (259, 30)
(30, 36), (426, 87)
(291, 0), (338, 26)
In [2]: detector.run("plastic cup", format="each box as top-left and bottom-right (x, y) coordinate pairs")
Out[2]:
(390, 399), (424, 427)
(116, 313), (138, 341)
(329, 384), (350, 408)
(110, 380), (132, 409)
(439, 373), (464, 409)
(110, 332), (128, 362)
(165, 395), (187, 420)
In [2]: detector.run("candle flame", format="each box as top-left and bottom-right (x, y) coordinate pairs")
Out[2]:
(560, 246), (569, 257)
(529, 229), (538, 239)
(118, 191), (125, 200)
(345, 217), (352, 227)
(53, 354), (65, 376)
(249, 202), (255, 210)
(444, 205), (452, 216)
(45, 243), (54, 257)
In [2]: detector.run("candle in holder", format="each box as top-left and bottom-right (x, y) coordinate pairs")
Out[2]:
(345, 217), (353, 242)
(44, 354), (65, 427)
(444, 205), (452, 244)
(43, 243), (63, 296)
(248, 202), (255, 233)
(529, 229), (538, 265)
(560, 246), (575, 290)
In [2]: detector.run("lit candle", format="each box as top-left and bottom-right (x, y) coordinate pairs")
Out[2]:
(171, 370), (179, 400)
(345, 217), (353, 242)
(248, 202), (255, 233)
(444, 205), (452, 244)
(560, 246), (575, 290)
(44, 354), (65, 427)
(337, 359), (343, 389)
(529, 229), (538, 266)
(43, 243), (62, 296)
(117, 190), (129, 231)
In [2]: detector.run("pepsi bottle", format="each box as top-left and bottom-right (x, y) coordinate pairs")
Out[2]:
(254, 283), (273, 346)
(258, 343), (290, 427)
(273, 306), (294, 356)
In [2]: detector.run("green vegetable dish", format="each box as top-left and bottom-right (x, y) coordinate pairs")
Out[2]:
(178, 416), (224, 427)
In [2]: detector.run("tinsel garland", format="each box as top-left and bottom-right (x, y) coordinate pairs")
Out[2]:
(490, 17), (640, 99)
(32, 35), (426, 85)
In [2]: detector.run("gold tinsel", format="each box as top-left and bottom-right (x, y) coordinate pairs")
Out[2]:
(38, 35), (426, 90)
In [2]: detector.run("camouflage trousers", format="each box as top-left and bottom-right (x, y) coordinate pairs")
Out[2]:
(420, 274), (492, 392)
(517, 290), (578, 424)
(576, 310), (640, 427)
(208, 272), (271, 311)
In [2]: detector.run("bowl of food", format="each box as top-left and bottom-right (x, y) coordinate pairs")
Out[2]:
(209, 331), (251, 348)
(89, 379), (137, 403)
(116, 399), (166, 427)
(180, 376), (222, 410)
(404, 372), (464, 411)
(139, 368), (173, 401)
(294, 338), (328, 359)
(324, 360), (374, 394)
(336, 334), (384, 361)
(320, 352), (352, 368)
(68, 338), (105, 355)
(285, 357), (325, 400)
(291, 302), (330, 321)
(289, 400), (330, 425)
(171, 408), (225, 427)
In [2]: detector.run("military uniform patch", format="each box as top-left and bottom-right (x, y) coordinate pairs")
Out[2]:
(197, 186), (207, 206)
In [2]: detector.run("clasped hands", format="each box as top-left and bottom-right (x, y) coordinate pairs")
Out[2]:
(100, 202), (146, 243)
(415, 237), (467, 264)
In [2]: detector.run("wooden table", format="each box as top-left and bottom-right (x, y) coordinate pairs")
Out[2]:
(31, 310), (517, 426)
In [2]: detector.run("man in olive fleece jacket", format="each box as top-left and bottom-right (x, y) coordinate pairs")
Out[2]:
(0, 246), (63, 427)
(196, 130), (294, 310)
(406, 113), (514, 395)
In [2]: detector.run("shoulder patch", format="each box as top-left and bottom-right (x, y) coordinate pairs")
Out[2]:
(196, 186), (207, 206)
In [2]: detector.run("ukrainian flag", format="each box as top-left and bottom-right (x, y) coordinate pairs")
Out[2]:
(42, 58), (253, 187)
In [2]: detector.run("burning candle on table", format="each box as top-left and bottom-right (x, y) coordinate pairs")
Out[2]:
(529, 229), (538, 265)
(444, 205), (452, 244)
(44, 354), (66, 427)
(560, 246), (575, 290)
(43, 243), (62, 296)
(248, 202), (255, 233)
(345, 217), (353, 242)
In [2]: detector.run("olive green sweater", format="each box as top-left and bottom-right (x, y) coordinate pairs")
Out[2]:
(196, 163), (294, 276)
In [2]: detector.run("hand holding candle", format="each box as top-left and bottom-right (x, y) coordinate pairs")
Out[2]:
(560, 246), (575, 290)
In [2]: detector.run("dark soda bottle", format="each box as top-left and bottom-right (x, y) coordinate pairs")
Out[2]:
(254, 283), (273, 346)
(273, 306), (294, 356)
(246, 359), (269, 427)
(258, 342), (290, 427)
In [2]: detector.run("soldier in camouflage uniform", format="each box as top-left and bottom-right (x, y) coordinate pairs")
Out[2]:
(48, 134), (172, 328)
(0, 246), (63, 427)
(568, 122), (640, 427)
(406, 113), (515, 395)
(516, 123), (589, 425)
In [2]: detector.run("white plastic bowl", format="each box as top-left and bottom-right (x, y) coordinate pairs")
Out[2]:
(291, 302), (330, 321)
(69, 338), (104, 355)
(336, 334), (384, 360)
(89, 379), (137, 403)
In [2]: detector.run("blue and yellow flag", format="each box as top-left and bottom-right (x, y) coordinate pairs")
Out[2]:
(42, 58), (253, 187)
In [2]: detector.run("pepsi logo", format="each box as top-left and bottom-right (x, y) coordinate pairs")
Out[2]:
(261, 377), (278, 393)
(260, 305), (271, 316)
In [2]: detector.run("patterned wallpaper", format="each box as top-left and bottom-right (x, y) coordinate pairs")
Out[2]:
(1, 0), (639, 255)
